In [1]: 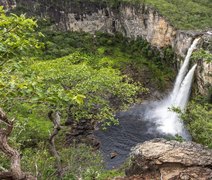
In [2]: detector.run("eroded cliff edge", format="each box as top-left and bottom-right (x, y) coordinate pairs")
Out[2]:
(1, 0), (211, 94)
(114, 138), (212, 180)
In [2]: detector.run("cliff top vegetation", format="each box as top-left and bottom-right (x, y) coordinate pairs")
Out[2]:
(143, 0), (211, 30)
(13, 0), (212, 30)
(108, 0), (212, 30)
(70, 0), (212, 30)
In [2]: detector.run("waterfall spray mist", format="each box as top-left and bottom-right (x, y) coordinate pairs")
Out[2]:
(144, 38), (199, 139)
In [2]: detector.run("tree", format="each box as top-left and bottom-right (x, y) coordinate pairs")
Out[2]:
(0, 7), (41, 179)
(0, 6), (42, 66)
(0, 108), (36, 180)
(0, 6), (142, 179)
(0, 52), (141, 128)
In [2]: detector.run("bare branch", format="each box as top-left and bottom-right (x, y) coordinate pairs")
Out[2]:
(48, 110), (63, 179)
(0, 108), (36, 180)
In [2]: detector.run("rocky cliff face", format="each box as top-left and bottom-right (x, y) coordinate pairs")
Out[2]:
(14, 0), (176, 48)
(118, 138), (212, 180)
(1, 0), (212, 94)
(174, 31), (212, 95)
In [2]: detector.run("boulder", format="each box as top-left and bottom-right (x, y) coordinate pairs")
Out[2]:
(123, 138), (212, 180)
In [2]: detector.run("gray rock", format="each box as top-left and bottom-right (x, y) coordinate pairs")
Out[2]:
(125, 138), (212, 180)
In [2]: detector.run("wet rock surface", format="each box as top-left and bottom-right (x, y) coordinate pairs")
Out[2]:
(122, 138), (212, 180)
(174, 31), (212, 96)
(196, 33), (212, 95)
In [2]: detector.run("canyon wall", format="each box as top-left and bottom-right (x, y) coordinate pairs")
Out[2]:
(13, 1), (176, 48)
(1, 0), (211, 94)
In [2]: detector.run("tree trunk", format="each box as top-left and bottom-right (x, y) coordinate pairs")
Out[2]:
(0, 108), (36, 180)
(48, 110), (63, 179)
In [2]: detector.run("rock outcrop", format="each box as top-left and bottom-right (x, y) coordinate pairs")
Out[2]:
(196, 33), (212, 95)
(174, 31), (212, 95)
(120, 138), (212, 180)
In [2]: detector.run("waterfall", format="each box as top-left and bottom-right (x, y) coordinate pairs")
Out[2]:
(174, 64), (197, 110)
(171, 38), (200, 103)
(145, 38), (199, 139)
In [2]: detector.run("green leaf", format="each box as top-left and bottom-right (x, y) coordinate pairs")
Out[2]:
(73, 94), (86, 105)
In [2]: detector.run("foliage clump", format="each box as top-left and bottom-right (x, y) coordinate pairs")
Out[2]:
(0, 6), (43, 65)
(192, 48), (212, 63)
(0, 7), (141, 179)
(30, 53), (141, 127)
(182, 101), (212, 148)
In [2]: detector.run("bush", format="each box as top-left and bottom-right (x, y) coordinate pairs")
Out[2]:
(182, 101), (212, 148)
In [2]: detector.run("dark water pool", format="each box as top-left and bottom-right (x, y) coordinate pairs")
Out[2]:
(94, 103), (168, 169)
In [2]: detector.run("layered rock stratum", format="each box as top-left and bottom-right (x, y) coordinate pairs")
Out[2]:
(116, 138), (212, 180)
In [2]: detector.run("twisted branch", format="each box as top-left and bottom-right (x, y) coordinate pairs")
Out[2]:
(48, 110), (63, 179)
(0, 108), (36, 180)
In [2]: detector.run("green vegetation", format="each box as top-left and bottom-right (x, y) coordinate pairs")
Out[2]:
(0, 2), (211, 179)
(41, 30), (175, 90)
(187, 50), (212, 148)
(192, 48), (212, 63)
(140, 0), (212, 30)
(0, 7), (172, 179)
(14, 0), (211, 30)
(182, 99), (212, 148)
(0, 8), (137, 179)
(106, 0), (212, 30)
(0, 6), (42, 65)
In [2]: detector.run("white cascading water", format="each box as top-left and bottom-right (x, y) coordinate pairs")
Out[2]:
(174, 64), (197, 110)
(171, 38), (200, 103)
(145, 38), (200, 139)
